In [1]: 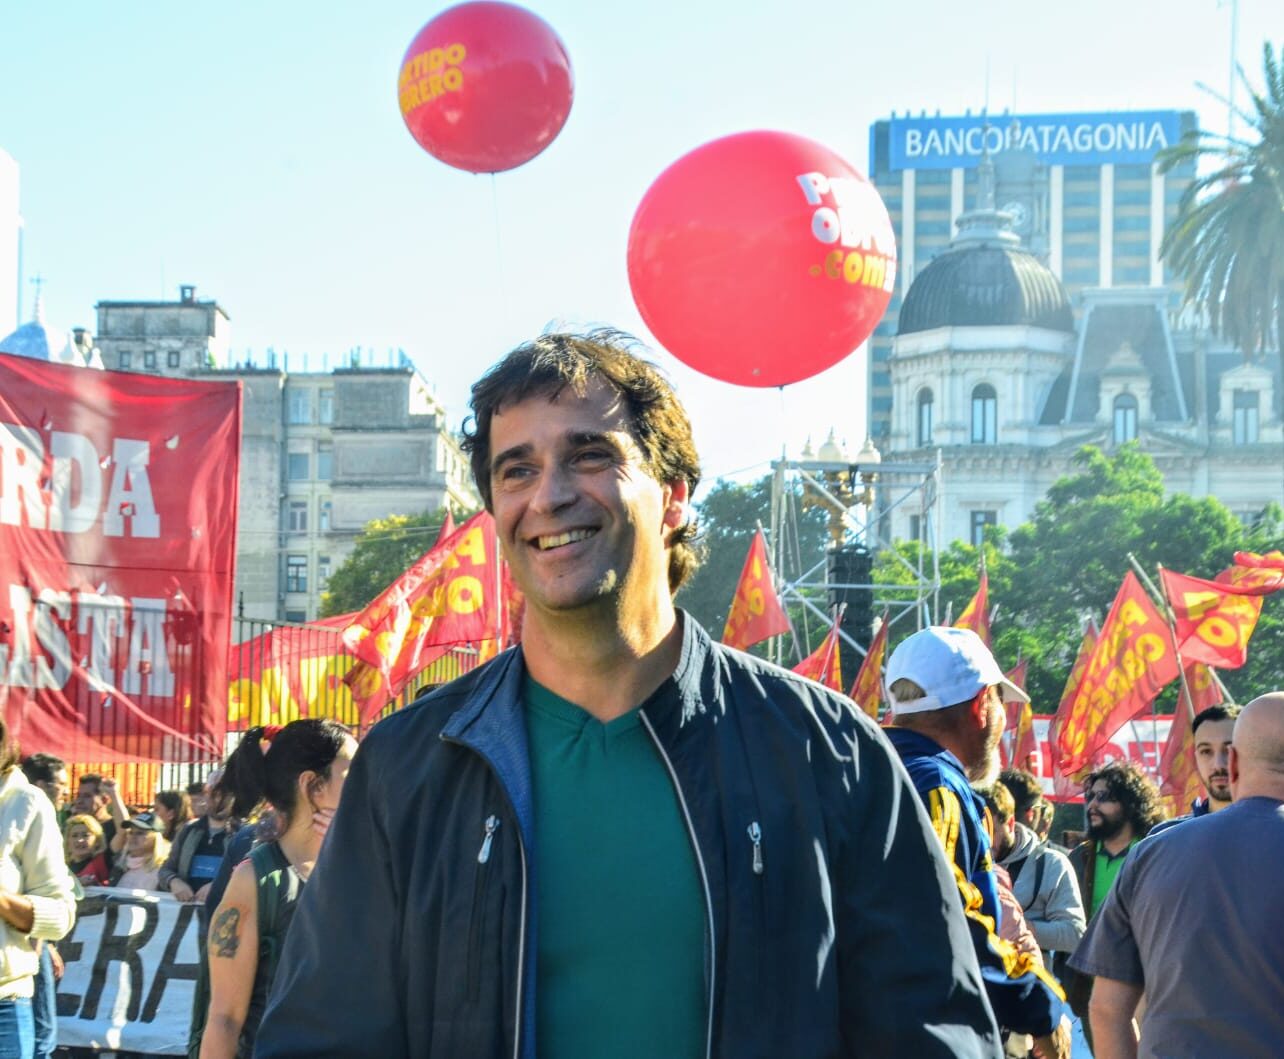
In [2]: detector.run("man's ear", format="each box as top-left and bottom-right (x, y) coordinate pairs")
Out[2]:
(662, 480), (690, 531)
(969, 688), (990, 729)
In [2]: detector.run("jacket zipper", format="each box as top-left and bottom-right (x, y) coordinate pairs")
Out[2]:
(467, 815), (501, 998)
(747, 822), (764, 875)
(639, 711), (715, 1059)
(442, 735), (529, 1059)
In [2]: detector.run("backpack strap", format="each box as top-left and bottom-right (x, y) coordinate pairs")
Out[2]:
(250, 842), (300, 983)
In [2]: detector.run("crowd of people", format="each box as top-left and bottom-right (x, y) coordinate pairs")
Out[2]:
(0, 331), (1280, 1059)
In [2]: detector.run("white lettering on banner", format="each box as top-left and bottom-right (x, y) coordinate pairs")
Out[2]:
(56, 888), (202, 1055)
(895, 119), (1174, 164)
(1027, 716), (1173, 799)
(0, 425), (160, 537)
(1, 587), (175, 695)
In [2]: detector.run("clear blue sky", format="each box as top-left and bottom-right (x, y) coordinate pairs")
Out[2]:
(3, 1), (1275, 483)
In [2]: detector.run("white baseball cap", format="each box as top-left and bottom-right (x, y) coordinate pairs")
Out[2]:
(885, 626), (1029, 716)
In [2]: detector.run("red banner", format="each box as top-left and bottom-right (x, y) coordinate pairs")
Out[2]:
(0, 355), (240, 762)
(343, 511), (507, 720)
(792, 622), (843, 693)
(722, 529), (791, 650)
(228, 615), (358, 727)
(1159, 663), (1223, 815)
(1160, 567), (1277, 670)
(1056, 573), (1179, 776)
(1001, 661), (1035, 770)
(848, 612), (889, 720)
(954, 568), (991, 646)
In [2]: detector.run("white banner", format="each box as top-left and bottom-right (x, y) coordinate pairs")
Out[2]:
(1024, 716), (1174, 800)
(56, 887), (201, 1055)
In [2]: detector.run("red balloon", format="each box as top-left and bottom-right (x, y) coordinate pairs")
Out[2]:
(628, 131), (897, 388)
(398, 2), (573, 174)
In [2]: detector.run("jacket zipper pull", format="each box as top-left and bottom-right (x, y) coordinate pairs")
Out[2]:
(478, 815), (499, 864)
(747, 822), (764, 875)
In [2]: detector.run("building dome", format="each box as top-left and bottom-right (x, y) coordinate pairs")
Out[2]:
(0, 291), (101, 368)
(898, 230), (1074, 335)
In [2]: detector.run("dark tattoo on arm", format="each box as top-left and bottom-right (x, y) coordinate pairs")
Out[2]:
(211, 907), (241, 958)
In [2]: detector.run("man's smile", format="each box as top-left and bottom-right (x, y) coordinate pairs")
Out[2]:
(534, 528), (598, 551)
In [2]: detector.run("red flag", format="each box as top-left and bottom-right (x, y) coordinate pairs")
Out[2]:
(954, 568), (991, 646)
(343, 511), (505, 720)
(722, 529), (791, 650)
(0, 354), (239, 762)
(1047, 620), (1098, 799)
(228, 614), (360, 727)
(792, 623), (843, 692)
(1056, 573), (1180, 776)
(1001, 661), (1035, 770)
(432, 509), (456, 548)
(1159, 663), (1223, 815)
(1161, 567), (1279, 669)
(848, 612), (889, 720)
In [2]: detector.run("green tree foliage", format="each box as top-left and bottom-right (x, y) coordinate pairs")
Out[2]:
(1159, 41), (1284, 356)
(876, 445), (1284, 711)
(319, 510), (461, 617)
(676, 475), (828, 657)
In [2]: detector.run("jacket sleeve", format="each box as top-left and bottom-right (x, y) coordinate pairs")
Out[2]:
(155, 823), (184, 890)
(254, 731), (409, 1058)
(1026, 849), (1086, 955)
(828, 714), (1002, 1057)
(917, 784), (1067, 1038)
(20, 793), (77, 942)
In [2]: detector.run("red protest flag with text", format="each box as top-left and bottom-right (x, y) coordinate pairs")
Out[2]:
(1159, 663), (1223, 815)
(1002, 661), (1036, 770)
(228, 614), (361, 728)
(343, 511), (505, 720)
(433, 508), (456, 548)
(722, 529), (791, 650)
(1056, 573), (1179, 776)
(848, 612), (889, 720)
(954, 568), (991, 646)
(1160, 567), (1279, 670)
(792, 622), (843, 693)
(1047, 619), (1099, 799)
(0, 355), (239, 762)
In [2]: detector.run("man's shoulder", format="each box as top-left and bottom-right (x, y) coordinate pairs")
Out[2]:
(884, 728), (965, 794)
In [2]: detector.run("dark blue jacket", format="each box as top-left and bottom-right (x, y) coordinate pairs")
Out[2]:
(257, 616), (1001, 1058)
(887, 727), (1067, 1038)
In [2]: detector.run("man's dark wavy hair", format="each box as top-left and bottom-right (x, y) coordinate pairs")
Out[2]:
(460, 329), (703, 593)
(1084, 760), (1164, 837)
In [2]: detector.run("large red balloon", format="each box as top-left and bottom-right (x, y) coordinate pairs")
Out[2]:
(628, 131), (897, 387)
(398, 2), (573, 174)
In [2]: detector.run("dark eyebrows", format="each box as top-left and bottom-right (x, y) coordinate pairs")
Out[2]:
(490, 442), (533, 478)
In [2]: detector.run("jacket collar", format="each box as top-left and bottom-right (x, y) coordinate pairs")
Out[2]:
(885, 726), (970, 782)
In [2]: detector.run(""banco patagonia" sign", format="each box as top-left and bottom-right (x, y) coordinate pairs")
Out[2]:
(885, 111), (1187, 171)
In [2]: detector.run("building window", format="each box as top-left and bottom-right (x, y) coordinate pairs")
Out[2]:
(1233, 389), (1260, 445)
(319, 389), (334, 424)
(317, 445), (333, 481)
(970, 384), (997, 444)
(908, 514), (928, 544)
(143, 350), (157, 370)
(119, 350), (132, 369)
(970, 510), (997, 547)
(318, 555), (331, 586)
(1113, 394), (1139, 444)
(288, 389), (312, 425)
(916, 388), (934, 446)
(285, 609), (307, 624)
(287, 452), (310, 481)
(286, 555), (308, 593)
(167, 350), (180, 369)
(319, 500), (332, 532)
(288, 500), (308, 533)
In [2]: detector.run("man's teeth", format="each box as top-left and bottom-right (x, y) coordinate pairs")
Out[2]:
(537, 529), (596, 550)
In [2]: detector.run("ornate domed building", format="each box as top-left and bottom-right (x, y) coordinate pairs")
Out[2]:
(0, 288), (102, 368)
(884, 153), (1282, 548)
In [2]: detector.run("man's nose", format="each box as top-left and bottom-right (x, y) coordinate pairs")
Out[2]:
(529, 463), (576, 513)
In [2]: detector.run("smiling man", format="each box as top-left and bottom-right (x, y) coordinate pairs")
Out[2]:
(257, 331), (1002, 1058)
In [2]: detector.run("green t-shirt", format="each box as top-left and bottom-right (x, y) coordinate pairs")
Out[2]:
(1091, 840), (1137, 916)
(524, 677), (706, 1059)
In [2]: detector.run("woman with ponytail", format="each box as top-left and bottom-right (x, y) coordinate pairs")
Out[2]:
(199, 720), (355, 1059)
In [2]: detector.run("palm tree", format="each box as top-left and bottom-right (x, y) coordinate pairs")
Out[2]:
(1159, 42), (1284, 358)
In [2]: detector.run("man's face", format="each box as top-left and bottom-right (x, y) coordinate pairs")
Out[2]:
(205, 784), (232, 825)
(37, 768), (70, 810)
(1194, 717), (1235, 805)
(190, 790), (209, 818)
(964, 686), (1005, 785)
(488, 381), (682, 621)
(1084, 781), (1128, 841)
(73, 781), (105, 816)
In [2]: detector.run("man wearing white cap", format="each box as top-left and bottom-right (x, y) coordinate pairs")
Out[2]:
(885, 626), (1070, 1059)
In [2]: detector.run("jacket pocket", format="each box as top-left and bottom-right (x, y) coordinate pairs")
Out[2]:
(466, 814), (500, 1001)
